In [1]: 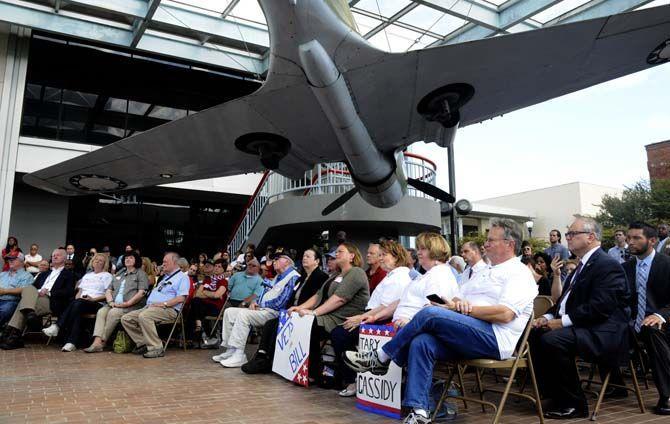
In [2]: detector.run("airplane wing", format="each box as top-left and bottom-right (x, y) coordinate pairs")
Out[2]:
(340, 5), (670, 149)
(24, 77), (342, 195)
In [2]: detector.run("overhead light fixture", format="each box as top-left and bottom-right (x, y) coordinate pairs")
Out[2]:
(69, 174), (127, 191)
(160, 173), (173, 179)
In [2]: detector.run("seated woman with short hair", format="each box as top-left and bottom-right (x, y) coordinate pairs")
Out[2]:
(83, 253), (148, 353)
(42, 253), (113, 352)
(290, 242), (370, 381)
(332, 239), (412, 396)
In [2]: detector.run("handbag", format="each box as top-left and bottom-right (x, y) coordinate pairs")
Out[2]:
(113, 330), (135, 354)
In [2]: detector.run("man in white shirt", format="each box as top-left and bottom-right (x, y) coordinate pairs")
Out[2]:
(24, 244), (43, 275)
(607, 229), (629, 264)
(531, 216), (629, 419)
(460, 241), (488, 285)
(345, 219), (536, 424)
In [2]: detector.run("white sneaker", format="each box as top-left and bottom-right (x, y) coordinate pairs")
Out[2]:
(42, 324), (59, 337)
(212, 349), (235, 362)
(61, 343), (76, 352)
(220, 351), (247, 368)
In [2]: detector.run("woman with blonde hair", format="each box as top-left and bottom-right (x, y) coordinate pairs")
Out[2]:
(84, 252), (149, 353)
(43, 253), (113, 351)
(362, 232), (459, 328)
(290, 242), (369, 380)
(141, 256), (157, 287)
(335, 239), (413, 396)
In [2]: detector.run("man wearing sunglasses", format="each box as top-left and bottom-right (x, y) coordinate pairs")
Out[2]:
(121, 252), (190, 358)
(531, 216), (629, 419)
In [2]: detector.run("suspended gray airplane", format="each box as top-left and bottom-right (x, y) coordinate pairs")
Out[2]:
(24, 0), (670, 216)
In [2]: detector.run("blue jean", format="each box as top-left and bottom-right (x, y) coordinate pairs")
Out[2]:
(0, 300), (19, 326)
(382, 306), (500, 411)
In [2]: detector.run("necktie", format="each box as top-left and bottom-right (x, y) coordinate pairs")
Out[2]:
(556, 261), (583, 310)
(468, 268), (473, 279)
(565, 261), (583, 291)
(635, 261), (648, 332)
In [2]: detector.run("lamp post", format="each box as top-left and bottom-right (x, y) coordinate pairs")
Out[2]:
(525, 220), (534, 239)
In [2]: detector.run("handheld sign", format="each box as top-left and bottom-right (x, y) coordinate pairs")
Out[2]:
(272, 310), (314, 387)
(356, 324), (402, 419)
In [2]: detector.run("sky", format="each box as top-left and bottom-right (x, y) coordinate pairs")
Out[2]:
(410, 64), (670, 201)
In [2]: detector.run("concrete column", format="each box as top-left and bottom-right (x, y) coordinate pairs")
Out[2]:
(0, 25), (30, 245)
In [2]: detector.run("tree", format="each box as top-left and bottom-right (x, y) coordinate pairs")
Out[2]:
(595, 179), (670, 228)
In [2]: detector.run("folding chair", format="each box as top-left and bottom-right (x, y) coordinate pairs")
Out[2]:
(205, 300), (230, 338)
(160, 306), (187, 354)
(578, 335), (646, 421)
(433, 314), (544, 424)
(533, 296), (554, 317)
(20, 314), (56, 345)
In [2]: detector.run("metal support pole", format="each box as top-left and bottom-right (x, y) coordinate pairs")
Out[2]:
(447, 140), (457, 253)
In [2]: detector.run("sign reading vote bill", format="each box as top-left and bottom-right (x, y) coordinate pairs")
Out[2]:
(272, 310), (314, 387)
(356, 324), (402, 419)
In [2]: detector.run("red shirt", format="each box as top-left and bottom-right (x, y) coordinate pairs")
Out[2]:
(367, 266), (387, 294)
(203, 274), (228, 310)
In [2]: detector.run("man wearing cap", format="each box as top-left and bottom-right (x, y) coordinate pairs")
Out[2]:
(0, 253), (33, 327)
(1, 248), (75, 350)
(212, 252), (300, 367)
(121, 252), (190, 358)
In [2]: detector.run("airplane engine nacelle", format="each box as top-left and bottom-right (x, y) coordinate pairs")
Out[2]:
(352, 152), (408, 209)
(417, 83), (474, 148)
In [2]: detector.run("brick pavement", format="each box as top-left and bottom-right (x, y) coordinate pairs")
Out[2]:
(0, 342), (668, 423)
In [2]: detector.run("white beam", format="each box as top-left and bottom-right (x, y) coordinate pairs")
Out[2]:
(0, 0), (265, 74)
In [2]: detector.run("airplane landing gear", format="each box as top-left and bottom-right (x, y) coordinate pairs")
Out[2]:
(417, 83), (474, 128)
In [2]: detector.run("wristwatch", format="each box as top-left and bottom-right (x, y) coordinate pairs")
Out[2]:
(162, 302), (168, 309)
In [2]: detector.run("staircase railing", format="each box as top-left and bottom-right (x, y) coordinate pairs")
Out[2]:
(227, 152), (437, 254)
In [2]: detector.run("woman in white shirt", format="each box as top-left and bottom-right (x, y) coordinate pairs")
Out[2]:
(42, 253), (112, 352)
(334, 239), (412, 396)
(363, 232), (460, 328)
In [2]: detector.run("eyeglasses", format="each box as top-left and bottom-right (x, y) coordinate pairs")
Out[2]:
(565, 231), (591, 238)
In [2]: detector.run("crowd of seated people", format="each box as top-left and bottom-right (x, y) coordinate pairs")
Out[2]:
(2, 217), (670, 423)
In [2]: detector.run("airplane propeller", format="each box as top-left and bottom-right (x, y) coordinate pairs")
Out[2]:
(321, 178), (455, 216)
(321, 187), (359, 216)
(406, 178), (455, 204)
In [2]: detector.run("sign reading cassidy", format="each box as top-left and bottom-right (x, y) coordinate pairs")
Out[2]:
(356, 324), (402, 419)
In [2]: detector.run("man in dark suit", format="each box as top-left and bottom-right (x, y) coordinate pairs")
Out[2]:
(0, 248), (75, 350)
(65, 243), (85, 280)
(624, 222), (670, 415)
(531, 216), (630, 419)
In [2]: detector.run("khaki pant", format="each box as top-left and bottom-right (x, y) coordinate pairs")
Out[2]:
(121, 306), (178, 351)
(221, 307), (278, 350)
(8, 285), (51, 330)
(93, 306), (133, 341)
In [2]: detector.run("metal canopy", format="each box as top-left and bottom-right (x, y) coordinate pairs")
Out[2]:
(0, 0), (666, 75)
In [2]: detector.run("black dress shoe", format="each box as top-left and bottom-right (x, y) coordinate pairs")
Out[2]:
(544, 407), (588, 419)
(241, 353), (271, 374)
(655, 397), (670, 415)
(0, 335), (24, 350)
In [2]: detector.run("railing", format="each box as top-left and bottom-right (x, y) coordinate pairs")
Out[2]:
(228, 152), (437, 253)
